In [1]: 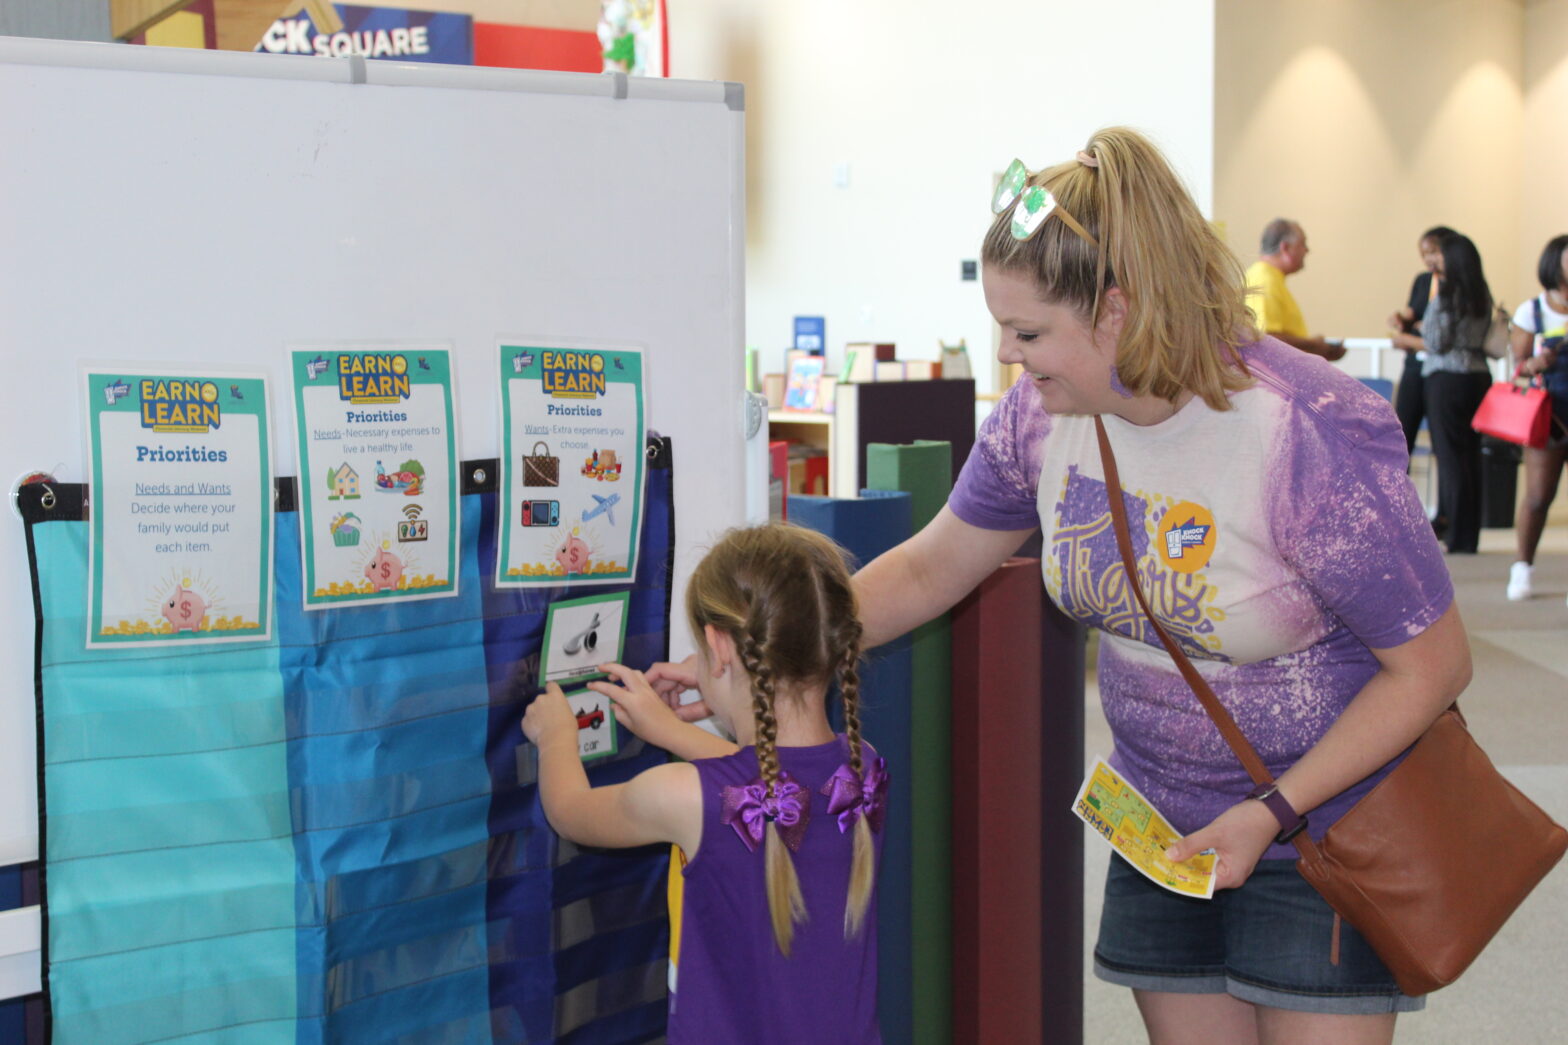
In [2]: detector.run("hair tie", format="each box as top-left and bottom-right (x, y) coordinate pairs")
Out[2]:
(1076, 150), (1100, 169)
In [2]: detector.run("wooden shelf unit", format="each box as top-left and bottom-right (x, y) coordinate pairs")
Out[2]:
(768, 379), (976, 499)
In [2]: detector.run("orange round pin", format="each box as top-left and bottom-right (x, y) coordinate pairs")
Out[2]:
(1157, 501), (1217, 574)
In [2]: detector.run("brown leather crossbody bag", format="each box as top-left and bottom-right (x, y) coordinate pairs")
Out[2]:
(1094, 415), (1566, 995)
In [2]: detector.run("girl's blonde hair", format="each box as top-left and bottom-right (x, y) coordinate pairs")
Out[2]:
(981, 126), (1256, 411)
(686, 523), (874, 957)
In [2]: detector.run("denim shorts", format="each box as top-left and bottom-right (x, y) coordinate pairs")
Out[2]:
(1094, 857), (1426, 1015)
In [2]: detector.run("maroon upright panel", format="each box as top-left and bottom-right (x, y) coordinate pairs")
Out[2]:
(950, 556), (1085, 1045)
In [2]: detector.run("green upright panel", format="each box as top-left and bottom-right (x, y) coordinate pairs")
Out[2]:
(866, 439), (952, 1045)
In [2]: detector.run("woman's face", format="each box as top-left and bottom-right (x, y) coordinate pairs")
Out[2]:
(1420, 236), (1445, 275)
(984, 266), (1120, 416)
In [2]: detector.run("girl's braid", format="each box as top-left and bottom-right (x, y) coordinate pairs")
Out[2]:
(740, 625), (780, 795)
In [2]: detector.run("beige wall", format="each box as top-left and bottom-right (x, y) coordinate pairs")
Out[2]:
(1215, 0), (1527, 337)
(670, 1), (1216, 394)
(1521, 0), (1568, 296)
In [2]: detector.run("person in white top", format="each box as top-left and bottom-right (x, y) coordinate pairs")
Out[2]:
(1504, 235), (1568, 603)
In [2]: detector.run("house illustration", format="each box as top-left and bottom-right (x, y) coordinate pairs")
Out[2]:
(331, 462), (360, 499)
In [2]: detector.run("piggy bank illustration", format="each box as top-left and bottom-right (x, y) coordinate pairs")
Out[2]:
(365, 547), (404, 591)
(163, 585), (208, 632)
(554, 533), (591, 574)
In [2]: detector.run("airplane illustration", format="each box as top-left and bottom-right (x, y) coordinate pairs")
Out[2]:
(582, 492), (620, 525)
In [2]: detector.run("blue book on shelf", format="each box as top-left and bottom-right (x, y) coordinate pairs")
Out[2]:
(793, 315), (825, 354)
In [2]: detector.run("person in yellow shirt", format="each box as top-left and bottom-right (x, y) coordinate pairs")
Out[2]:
(1244, 219), (1346, 361)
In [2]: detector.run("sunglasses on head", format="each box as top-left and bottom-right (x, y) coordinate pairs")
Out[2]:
(992, 158), (1099, 249)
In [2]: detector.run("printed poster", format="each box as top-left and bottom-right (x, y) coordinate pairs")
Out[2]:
(83, 366), (273, 647)
(1072, 757), (1218, 899)
(291, 346), (459, 609)
(496, 343), (646, 588)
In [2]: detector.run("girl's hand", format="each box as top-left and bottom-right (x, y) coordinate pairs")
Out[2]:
(587, 663), (687, 743)
(643, 654), (713, 721)
(521, 682), (577, 747)
(1163, 797), (1281, 891)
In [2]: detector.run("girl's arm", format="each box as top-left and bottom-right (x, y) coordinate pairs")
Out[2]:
(588, 663), (739, 760)
(1510, 324), (1534, 373)
(1167, 601), (1469, 887)
(522, 683), (703, 854)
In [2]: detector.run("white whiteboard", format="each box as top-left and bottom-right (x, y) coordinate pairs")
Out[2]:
(0, 37), (747, 892)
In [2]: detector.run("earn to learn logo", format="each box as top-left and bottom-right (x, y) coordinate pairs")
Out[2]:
(1157, 501), (1217, 574)
(138, 379), (221, 433)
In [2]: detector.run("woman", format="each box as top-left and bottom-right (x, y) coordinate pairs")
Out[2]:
(1391, 234), (1500, 554)
(1504, 234), (1568, 602)
(656, 128), (1468, 1043)
(1387, 226), (1456, 475)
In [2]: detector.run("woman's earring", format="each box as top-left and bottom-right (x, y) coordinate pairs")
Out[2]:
(1109, 365), (1134, 399)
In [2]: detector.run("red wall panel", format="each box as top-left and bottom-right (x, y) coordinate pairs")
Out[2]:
(474, 22), (600, 73)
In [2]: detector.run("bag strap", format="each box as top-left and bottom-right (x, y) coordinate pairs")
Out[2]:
(1093, 415), (1322, 861)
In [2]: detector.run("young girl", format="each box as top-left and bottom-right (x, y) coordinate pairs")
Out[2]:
(520, 523), (886, 1044)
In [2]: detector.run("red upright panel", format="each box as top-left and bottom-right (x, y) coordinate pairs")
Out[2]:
(474, 22), (601, 73)
(951, 558), (1045, 1042)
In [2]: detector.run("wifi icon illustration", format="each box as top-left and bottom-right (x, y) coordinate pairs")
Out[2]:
(402, 504), (423, 521)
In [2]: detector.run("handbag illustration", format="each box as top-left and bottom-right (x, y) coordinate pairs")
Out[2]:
(523, 441), (560, 487)
(1094, 416), (1567, 997)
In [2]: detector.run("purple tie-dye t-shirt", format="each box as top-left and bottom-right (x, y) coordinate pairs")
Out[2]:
(950, 337), (1453, 858)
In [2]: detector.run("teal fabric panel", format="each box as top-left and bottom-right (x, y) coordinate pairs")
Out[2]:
(34, 521), (298, 1045)
(277, 501), (494, 1045)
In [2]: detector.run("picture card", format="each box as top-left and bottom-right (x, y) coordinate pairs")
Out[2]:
(540, 591), (630, 686)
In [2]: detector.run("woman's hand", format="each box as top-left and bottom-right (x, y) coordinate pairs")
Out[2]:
(643, 654), (713, 721)
(521, 682), (578, 748)
(588, 663), (688, 742)
(1164, 798), (1281, 891)
(1524, 347), (1557, 376)
(1387, 306), (1414, 332)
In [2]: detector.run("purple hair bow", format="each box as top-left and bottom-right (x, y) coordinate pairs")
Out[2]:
(721, 772), (812, 853)
(821, 757), (889, 834)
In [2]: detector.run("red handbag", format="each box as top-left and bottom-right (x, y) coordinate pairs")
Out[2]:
(1471, 374), (1552, 449)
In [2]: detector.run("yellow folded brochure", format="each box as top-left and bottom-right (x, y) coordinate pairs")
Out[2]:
(1072, 757), (1217, 899)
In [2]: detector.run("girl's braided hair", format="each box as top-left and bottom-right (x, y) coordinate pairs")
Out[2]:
(686, 523), (873, 955)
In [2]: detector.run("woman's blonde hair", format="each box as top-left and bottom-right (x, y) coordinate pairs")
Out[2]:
(981, 127), (1255, 411)
(686, 523), (875, 957)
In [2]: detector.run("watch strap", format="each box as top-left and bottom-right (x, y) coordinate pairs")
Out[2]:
(1248, 782), (1308, 843)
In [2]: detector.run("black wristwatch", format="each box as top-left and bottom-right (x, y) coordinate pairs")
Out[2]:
(1248, 781), (1308, 843)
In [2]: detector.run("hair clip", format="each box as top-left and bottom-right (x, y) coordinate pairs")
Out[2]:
(992, 157), (1100, 249)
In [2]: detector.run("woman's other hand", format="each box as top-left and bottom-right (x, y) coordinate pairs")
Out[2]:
(1164, 797), (1281, 891)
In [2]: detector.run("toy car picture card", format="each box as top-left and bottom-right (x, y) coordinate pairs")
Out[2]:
(539, 591), (630, 687)
(289, 345), (460, 610)
(82, 364), (274, 647)
(564, 687), (618, 762)
(494, 341), (646, 588)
